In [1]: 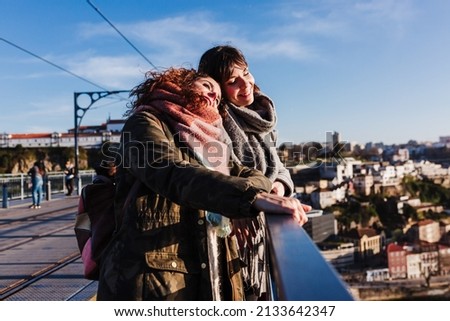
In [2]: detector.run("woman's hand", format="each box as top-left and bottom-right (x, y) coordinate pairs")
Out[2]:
(252, 192), (311, 226)
(271, 181), (286, 196)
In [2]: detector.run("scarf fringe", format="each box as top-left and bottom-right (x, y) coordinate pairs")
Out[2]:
(206, 224), (221, 300)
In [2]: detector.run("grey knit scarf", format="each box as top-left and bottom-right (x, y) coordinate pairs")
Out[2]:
(223, 92), (279, 298)
(223, 92), (280, 182)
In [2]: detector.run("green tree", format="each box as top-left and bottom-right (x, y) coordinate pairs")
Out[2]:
(371, 195), (405, 231)
(403, 203), (418, 221)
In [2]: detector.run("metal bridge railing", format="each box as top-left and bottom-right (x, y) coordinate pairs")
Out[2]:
(0, 170), (95, 206)
(266, 214), (354, 301)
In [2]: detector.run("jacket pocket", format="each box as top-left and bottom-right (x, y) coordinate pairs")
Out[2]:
(145, 252), (200, 274)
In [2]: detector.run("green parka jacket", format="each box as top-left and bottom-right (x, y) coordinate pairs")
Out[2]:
(97, 111), (272, 300)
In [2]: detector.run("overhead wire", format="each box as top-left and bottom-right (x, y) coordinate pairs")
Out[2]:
(1, 1), (152, 101)
(86, 0), (158, 70)
(1, 1), (156, 95)
(0, 37), (111, 92)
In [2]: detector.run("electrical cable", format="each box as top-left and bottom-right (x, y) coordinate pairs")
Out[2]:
(0, 37), (110, 92)
(86, 0), (158, 70)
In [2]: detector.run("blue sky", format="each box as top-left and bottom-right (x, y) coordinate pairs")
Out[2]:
(1, 0), (449, 146)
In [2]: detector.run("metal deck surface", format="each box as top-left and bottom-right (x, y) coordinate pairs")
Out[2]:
(1, 195), (97, 301)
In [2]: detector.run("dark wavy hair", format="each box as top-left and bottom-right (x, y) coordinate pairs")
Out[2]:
(198, 45), (260, 92)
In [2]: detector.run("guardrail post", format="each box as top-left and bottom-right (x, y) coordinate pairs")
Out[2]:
(46, 180), (51, 201)
(76, 176), (82, 196)
(2, 183), (8, 208)
(21, 174), (25, 200)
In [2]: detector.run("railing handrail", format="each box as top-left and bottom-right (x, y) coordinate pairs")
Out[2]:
(0, 169), (94, 179)
(0, 170), (96, 204)
(266, 214), (354, 301)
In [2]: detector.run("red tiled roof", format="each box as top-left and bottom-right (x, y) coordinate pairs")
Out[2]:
(357, 228), (377, 238)
(386, 243), (405, 252)
(11, 133), (51, 139)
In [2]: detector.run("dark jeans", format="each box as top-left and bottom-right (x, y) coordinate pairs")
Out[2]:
(66, 178), (74, 195)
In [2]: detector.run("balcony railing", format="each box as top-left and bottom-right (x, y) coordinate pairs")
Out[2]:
(266, 214), (354, 300)
(0, 170), (95, 204)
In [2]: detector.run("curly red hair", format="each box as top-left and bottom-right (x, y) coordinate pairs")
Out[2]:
(126, 68), (214, 117)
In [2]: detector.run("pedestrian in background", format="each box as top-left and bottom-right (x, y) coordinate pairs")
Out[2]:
(27, 161), (45, 209)
(64, 161), (75, 196)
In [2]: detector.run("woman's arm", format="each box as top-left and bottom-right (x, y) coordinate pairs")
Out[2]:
(121, 112), (272, 218)
(268, 130), (295, 196)
(273, 157), (295, 196)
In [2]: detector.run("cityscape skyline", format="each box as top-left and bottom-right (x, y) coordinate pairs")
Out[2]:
(2, 117), (449, 148)
(1, 1), (450, 146)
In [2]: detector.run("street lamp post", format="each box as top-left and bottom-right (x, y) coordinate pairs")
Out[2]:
(73, 90), (128, 195)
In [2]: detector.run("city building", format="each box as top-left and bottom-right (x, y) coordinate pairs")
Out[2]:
(406, 252), (422, 279)
(439, 245), (450, 275)
(387, 243), (408, 279)
(419, 220), (441, 243)
(318, 242), (355, 270)
(342, 228), (385, 264)
(353, 174), (374, 196)
(365, 268), (390, 282)
(302, 211), (337, 243)
(0, 118), (124, 149)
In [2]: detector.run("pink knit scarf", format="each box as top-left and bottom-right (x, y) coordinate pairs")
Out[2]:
(135, 81), (231, 175)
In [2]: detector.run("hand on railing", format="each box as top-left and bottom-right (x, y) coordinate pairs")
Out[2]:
(252, 192), (311, 226)
(270, 181), (285, 196)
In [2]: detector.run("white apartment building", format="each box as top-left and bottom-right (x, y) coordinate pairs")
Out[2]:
(420, 251), (439, 277)
(0, 132), (121, 149)
(402, 160), (416, 176)
(418, 220), (441, 243)
(392, 148), (409, 162)
(416, 161), (450, 178)
(310, 188), (336, 209)
(353, 174), (374, 196)
(0, 119), (124, 149)
(406, 253), (422, 279)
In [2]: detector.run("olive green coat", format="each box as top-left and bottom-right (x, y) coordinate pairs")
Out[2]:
(97, 112), (271, 301)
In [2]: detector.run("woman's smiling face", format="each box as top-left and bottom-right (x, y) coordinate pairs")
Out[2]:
(223, 64), (255, 107)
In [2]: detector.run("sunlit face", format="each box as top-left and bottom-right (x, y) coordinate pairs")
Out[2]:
(191, 76), (222, 110)
(223, 65), (255, 107)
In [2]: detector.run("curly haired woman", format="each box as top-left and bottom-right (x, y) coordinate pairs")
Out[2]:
(97, 68), (308, 301)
